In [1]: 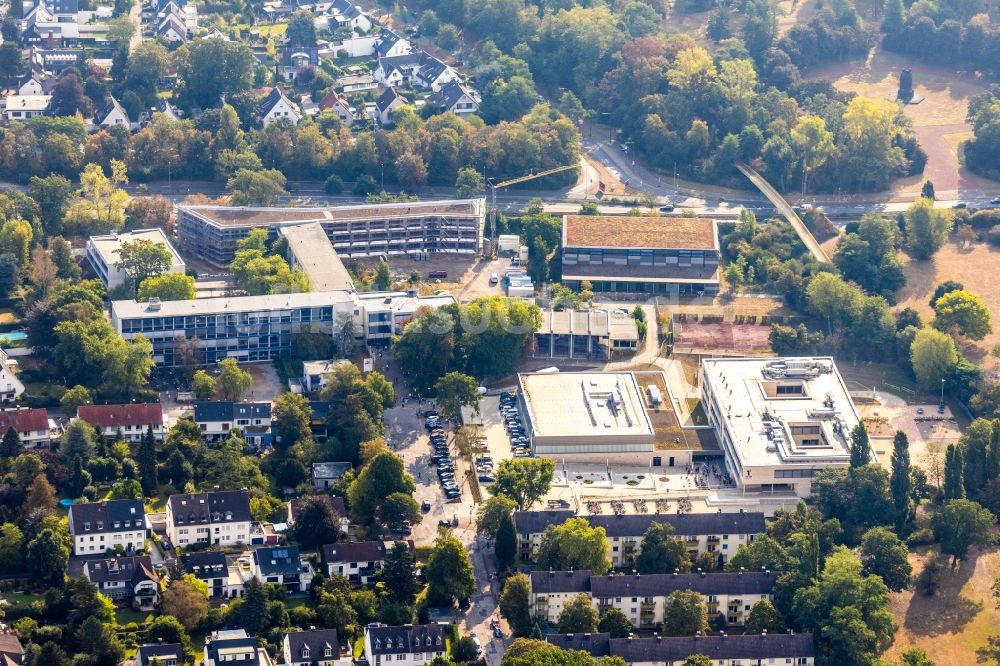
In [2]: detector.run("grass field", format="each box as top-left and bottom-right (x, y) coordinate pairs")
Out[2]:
(884, 546), (1000, 665)
(895, 241), (1000, 374)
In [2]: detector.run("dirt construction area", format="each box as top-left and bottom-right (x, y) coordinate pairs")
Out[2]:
(672, 321), (773, 353)
(806, 50), (996, 196)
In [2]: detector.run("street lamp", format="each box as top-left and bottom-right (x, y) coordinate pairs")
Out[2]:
(940, 377), (945, 406)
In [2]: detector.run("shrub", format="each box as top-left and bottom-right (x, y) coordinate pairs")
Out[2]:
(907, 527), (935, 546)
(970, 209), (1000, 230)
(324, 174), (343, 194)
(986, 224), (1000, 246)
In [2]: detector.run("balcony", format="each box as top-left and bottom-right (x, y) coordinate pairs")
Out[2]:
(707, 536), (721, 544)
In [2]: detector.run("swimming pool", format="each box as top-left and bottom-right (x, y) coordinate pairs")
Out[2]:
(0, 331), (27, 342)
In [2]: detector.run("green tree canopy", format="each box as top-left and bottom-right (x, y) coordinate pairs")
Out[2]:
(933, 289), (993, 340)
(536, 517), (611, 575)
(492, 458), (556, 510)
(558, 594), (599, 633)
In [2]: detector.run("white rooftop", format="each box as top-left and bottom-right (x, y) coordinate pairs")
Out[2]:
(518, 371), (654, 440)
(303, 359), (351, 376)
(89, 228), (185, 270)
(356, 291), (456, 315)
(279, 223), (355, 293)
(701, 357), (865, 469)
(5, 94), (52, 111)
(111, 289), (356, 319)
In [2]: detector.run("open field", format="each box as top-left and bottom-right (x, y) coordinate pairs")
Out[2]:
(884, 546), (1000, 665)
(895, 241), (1000, 375)
(806, 49), (995, 195)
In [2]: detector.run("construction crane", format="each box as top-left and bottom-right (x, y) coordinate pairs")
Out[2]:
(486, 163), (580, 256)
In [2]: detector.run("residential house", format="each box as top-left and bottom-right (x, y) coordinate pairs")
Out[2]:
(316, 90), (354, 127)
(67, 499), (147, 556)
(322, 540), (410, 585)
(527, 570), (592, 625)
(136, 643), (183, 666)
(76, 402), (165, 443)
(94, 95), (130, 128)
(0, 633), (24, 666)
(362, 624), (445, 666)
(544, 633), (816, 665)
(306, 400), (332, 439)
(165, 490), (252, 548)
(156, 0), (197, 30)
(194, 401), (272, 447)
(157, 13), (188, 43)
(82, 555), (160, 608)
(312, 462), (352, 490)
(260, 87), (302, 126)
(139, 98), (182, 125)
(3, 95), (50, 121)
(327, 0), (372, 32)
(302, 359), (352, 393)
(181, 550), (233, 598)
(250, 545), (314, 593)
(425, 80), (479, 118)
(287, 495), (348, 535)
(278, 47), (319, 81)
(373, 87), (404, 126)
(204, 630), (273, 666)
(374, 29), (410, 59)
(0, 406), (50, 448)
(16, 71), (50, 96)
(374, 52), (458, 92)
(514, 511), (767, 566)
(283, 629), (346, 666)
(0, 350), (25, 404)
(530, 571), (777, 628)
(336, 73), (378, 93)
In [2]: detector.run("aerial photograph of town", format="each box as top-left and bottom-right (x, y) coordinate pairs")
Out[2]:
(1, 0), (1000, 663)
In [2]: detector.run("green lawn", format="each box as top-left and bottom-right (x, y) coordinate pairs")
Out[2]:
(116, 607), (155, 626)
(0, 591), (43, 609)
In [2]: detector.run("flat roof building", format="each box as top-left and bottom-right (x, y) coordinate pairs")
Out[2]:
(111, 290), (360, 367)
(518, 371), (655, 456)
(177, 199), (485, 267)
(534, 308), (638, 360)
(700, 356), (868, 497)
(560, 215), (720, 296)
(279, 223), (355, 293)
(86, 228), (186, 290)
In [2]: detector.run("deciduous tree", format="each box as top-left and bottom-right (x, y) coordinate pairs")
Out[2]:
(218, 357), (252, 401)
(558, 594), (599, 633)
(662, 590), (709, 636)
(905, 197), (954, 259)
(425, 535), (475, 605)
(492, 458), (556, 510)
(536, 517), (611, 575)
(933, 289), (992, 340)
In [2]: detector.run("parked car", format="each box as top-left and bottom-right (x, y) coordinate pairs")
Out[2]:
(422, 500), (431, 511)
(479, 474), (496, 483)
(659, 204), (675, 212)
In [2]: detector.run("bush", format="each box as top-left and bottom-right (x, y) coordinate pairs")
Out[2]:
(987, 224), (1000, 246)
(970, 209), (1000, 230)
(354, 174), (377, 196)
(324, 174), (343, 194)
(906, 527), (934, 546)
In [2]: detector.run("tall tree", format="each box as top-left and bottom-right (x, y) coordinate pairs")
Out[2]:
(377, 541), (420, 606)
(346, 452), (415, 524)
(890, 431), (913, 530)
(26, 526), (68, 586)
(536, 517), (611, 575)
(434, 371), (481, 421)
(859, 527), (912, 592)
(558, 594), (599, 634)
(217, 358), (252, 401)
(944, 443), (965, 500)
(272, 392), (312, 448)
(910, 327), (958, 389)
(662, 590), (709, 636)
(138, 425), (157, 496)
(598, 608), (634, 638)
(495, 510), (517, 572)
(160, 574), (209, 630)
(933, 289), (993, 341)
(499, 573), (533, 637)
(635, 522), (691, 574)
(744, 599), (785, 634)
(849, 423), (870, 468)
(476, 495), (516, 541)
(424, 535), (476, 605)
(904, 197), (954, 259)
(932, 499), (995, 566)
(292, 496), (343, 547)
(0, 426), (19, 458)
(492, 458), (556, 510)
(286, 11), (317, 46)
(988, 420), (1000, 482)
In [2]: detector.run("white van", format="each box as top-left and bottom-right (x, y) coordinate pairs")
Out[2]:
(489, 272), (499, 285)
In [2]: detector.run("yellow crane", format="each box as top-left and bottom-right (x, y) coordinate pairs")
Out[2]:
(486, 163), (580, 255)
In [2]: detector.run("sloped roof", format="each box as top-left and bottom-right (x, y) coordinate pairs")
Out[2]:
(427, 80), (476, 112)
(0, 407), (49, 433)
(259, 87), (298, 117)
(77, 403), (162, 429)
(375, 87), (403, 113)
(167, 490), (252, 525)
(68, 499), (145, 534)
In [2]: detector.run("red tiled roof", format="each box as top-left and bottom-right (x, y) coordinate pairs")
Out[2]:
(78, 403), (163, 429)
(0, 407), (49, 433)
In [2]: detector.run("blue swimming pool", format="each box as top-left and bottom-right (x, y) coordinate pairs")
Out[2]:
(0, 331), (27, 342)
